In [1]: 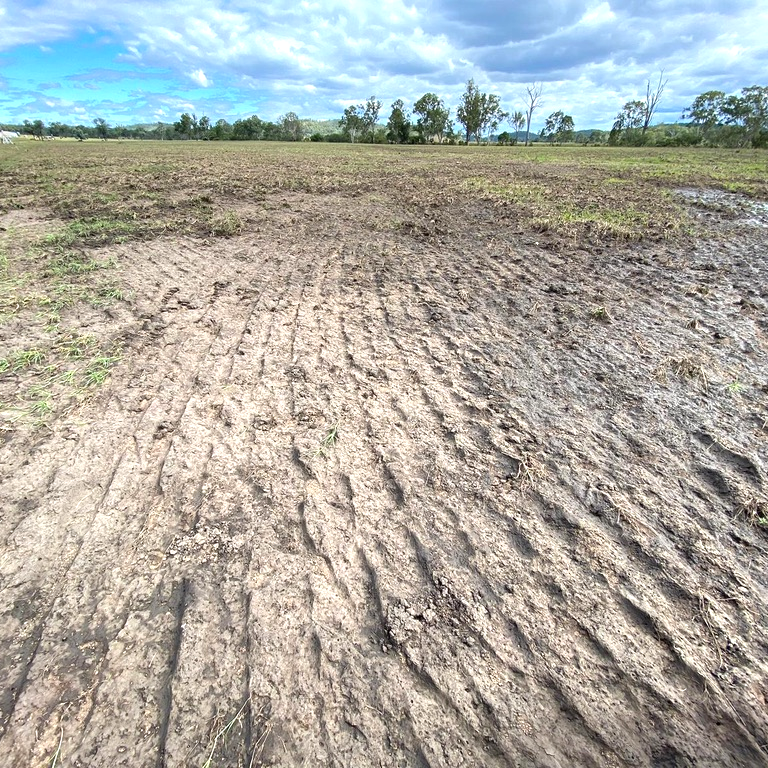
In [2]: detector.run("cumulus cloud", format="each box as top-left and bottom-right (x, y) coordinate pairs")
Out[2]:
(189, 68), (211, 87)
(0, 0), (765, 127)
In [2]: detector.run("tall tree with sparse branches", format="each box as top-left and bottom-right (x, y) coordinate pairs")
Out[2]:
(510, 110), (525, 143)
(523, 83), (543, 146)
(280, 112), (303, 141)
(456, 79), (483, 143)
(541, 111), (575, 144)
(363, 96), (382, 143)
(456, 79), (507, 144)
(643, 71), (668, 134)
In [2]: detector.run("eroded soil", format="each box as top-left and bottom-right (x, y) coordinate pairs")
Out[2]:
(1, 187), (768, 767)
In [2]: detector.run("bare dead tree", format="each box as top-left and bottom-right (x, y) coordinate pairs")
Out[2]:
(524, 82), (543, 146)
(643, 71), (668, 135)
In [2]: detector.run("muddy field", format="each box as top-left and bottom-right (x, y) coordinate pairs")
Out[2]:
(1, 143), (768, 767)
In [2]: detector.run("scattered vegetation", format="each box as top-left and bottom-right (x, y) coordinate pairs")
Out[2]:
(0, 347), (46, 372)
(654, 356), (710, 388)
(0, 140), (765, 430)
(0, 214), (125, 426)
(0, 337), (121, 424)
(738, 496), (768, 529)
(590, 306), (613, 322)
(511, 449), (543, 492)
(672, 357), (706, 381)
(201, 699), (250, 768)
(83, 353), (122, 387)
(1, 142), (766, 253)
(314, 422), (340, 458)
(44, 249), (115, 277)
(47, 728), (63, 768)
(210, 211), (244, 237)
(42, 218), (136, 248)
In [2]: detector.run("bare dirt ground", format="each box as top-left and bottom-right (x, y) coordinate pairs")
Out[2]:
(1, 153), (768, 767)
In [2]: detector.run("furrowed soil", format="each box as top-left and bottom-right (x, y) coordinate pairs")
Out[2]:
(1, 142), (768, 767)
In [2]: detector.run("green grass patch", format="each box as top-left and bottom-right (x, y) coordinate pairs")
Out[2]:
(0, 347), (47, 373)
(27, 384), (53, 418)
(44, 249), (116, 277)
(314, 422), (340, 458)
(42, 218), (137, 248)
(209, 210), (244, 236)
(57, 332), (97, 359)
(83, 353), (121, 386)
(2, 141), (765, 248)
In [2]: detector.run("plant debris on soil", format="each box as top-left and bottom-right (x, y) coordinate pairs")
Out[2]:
(1, 141), (768, 768)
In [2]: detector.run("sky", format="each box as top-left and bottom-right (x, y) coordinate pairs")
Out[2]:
(0, 0), (766, 131)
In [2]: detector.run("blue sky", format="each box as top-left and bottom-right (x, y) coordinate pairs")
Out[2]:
(0, 0), (766, 130)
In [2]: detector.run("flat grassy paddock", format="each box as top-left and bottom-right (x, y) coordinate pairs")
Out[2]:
(1, 139), (766, 249)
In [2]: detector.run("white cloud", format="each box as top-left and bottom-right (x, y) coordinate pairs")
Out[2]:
(579, 2), (616, 25)
(189, 68), (211, 87)
(0, 0), (765, 127)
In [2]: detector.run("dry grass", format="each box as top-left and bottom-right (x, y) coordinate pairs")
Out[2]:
(1, 142), (766, 253)
(737, 495), (768, 529)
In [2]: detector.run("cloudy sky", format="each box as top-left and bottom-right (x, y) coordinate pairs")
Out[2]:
(0, 0), (765, 130)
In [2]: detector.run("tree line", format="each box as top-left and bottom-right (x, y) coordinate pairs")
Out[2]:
(609, 76), (768, 148)
(3, 80), (766, 148)
(339, 81), (558, 145)
(0, 81), (563, 146)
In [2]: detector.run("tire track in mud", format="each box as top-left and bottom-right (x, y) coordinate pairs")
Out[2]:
(324, 232), (768, 765)
(0, 240), (292, 765)
(93, 244), (298, 765)
(307, 247), (566, 763)
(357, 248), (608, 762)
(175, 243), (333, 767)
(455, 232), (768, 763)
(153, 245), (303, 767)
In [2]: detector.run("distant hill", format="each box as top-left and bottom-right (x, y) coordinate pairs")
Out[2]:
(301, 119), (341, 136)
(491, 128), (610, 144)
(573, 129), (608, 140)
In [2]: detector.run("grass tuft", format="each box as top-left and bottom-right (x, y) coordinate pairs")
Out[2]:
(201, 699), (250, 768)
(590, 306), (613, 322)
(48, 727), (63, 768)
(738, 496), (768, 529)
(58, 333), (97, 359)
(0, 347), (46, 373)
(210, 211), (244, 237)
(83, 353), (121, 386)
(42, 218), (136, 248)
(314, 422), (340, 458)
(44, 250), (115, 277)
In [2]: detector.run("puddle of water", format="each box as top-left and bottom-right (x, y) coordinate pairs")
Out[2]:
(677, 187), (768, 228)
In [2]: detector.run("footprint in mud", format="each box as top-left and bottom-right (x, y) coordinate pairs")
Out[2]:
(694, 430), (763, 488)
(696, 465), (731, 496)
